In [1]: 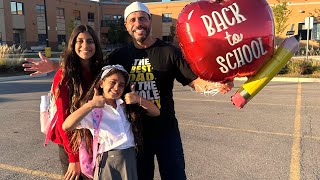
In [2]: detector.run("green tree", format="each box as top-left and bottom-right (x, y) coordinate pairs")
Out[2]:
(66, 19), (77, 40)
(107, 18), (129, 44)
(271, 0), (292, 41)
(169, 24), (176, 43)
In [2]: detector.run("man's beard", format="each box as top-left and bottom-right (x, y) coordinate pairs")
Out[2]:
(132, 26), (151, 43)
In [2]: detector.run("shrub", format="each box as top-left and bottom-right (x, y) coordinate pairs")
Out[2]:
(279, 63), (289, 74)
(286, 58), (315, 75)
(0, 44), (26, 73)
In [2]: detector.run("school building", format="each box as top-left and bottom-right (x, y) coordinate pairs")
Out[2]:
(0, 0), (319, 51)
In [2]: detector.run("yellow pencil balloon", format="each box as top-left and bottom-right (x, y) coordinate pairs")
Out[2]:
(231, 35), (300, 109)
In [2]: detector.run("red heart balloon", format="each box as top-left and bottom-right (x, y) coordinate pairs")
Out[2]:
(177, 0), (274, 82)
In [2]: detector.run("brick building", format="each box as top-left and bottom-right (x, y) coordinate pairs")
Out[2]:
(0, 0), (319, 50)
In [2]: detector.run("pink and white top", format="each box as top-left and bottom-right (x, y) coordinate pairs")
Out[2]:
(80, 99), (135, 153)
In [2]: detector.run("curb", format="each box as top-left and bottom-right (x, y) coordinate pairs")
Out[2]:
(0, 74), (319, 83)
(234, 77), (320, 83)
(0, 73), (48, 82)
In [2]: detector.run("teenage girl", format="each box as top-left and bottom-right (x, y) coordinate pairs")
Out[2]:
(50, 25), (104, 180)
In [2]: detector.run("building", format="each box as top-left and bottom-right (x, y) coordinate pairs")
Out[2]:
(0, 0), (141, 50)
(146, 0), (320, 49)
(0, 0), (320, 50)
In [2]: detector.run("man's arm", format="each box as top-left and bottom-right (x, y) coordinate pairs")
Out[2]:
(189, 77), (234, 94)
(22, 52), (60, 76)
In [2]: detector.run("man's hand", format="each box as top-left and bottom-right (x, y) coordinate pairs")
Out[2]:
(189, 78), (234, 94)
(64, 162), (81, 180)
(22, 52), (56, 76)
(216, 80), (234, 94)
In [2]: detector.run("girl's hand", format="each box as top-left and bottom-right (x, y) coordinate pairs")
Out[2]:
(88, 88), (106, 108)
(124, 84), (140, 104)
(64, 162), (80, 180)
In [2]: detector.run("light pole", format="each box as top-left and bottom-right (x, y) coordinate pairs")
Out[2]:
(44, 0), (49, 47)
(91, 0), (100, 40)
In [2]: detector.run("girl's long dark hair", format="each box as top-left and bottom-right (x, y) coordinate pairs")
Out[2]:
(126, 104), (145, 152)
(55, 25), (104, 154)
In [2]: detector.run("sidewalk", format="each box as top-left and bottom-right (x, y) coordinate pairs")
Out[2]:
(0, 73), (49, 82)
(0, 73), (319, 83)
(234, 76), (320, 83)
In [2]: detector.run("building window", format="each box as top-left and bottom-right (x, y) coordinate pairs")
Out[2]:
(162, 36), (170, 42)
(88, 12), (95, 22)
(102, 14), (112, 20)
(313, 23), (320, 40)
(113, 15), (122, 20)
(56, 8), (64, 19)
(13, 33), (20, 44)
(36, 5), (45, 17)
(58, 35), (66, 45)
(11, 1), (24, 15)
(297, 22), (320, 41)
(38, 34), (47, 45)
(162, 13), (172, 23)
(101, 14), (122, 27)
(73, 10), (81, 21)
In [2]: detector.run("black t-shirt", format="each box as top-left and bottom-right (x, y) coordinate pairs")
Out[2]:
(107, 39), (197, 138)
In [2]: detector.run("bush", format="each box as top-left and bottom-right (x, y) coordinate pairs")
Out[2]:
(0, 44), (26, 73)
(279, 63), (289, 74)
(281, 58), (319, 75)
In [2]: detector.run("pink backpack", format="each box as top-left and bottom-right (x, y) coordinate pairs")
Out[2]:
(79, 108), (103, 179)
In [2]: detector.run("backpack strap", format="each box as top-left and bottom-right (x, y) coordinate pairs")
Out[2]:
(43, 84), (57, 146)
(91, 108), (103, 169)
(44, 112), (58, 146)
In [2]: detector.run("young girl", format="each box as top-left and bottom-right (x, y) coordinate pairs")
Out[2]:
(50, 25), (105, 180)
(62, 65), (160, 180)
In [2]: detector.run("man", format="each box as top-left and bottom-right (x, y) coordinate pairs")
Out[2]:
(23, 2), (233, 179)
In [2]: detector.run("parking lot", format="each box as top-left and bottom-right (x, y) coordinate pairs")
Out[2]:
(0, 75), (319, 179)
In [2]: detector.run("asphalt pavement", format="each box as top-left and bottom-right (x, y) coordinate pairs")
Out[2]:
(0, 74), (319, 179)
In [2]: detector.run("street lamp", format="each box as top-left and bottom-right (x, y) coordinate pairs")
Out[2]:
(44, 0), (49, 47)
(90, 0), (101, 40)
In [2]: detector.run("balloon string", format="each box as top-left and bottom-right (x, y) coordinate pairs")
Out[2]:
(191, 83), (220, 96)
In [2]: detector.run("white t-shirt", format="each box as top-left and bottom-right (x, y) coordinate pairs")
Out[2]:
(80, 99), (135, 153)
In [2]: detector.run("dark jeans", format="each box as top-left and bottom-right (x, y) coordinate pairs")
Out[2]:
(137, 132), (186, 180)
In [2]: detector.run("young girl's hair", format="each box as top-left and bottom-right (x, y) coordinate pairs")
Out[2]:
(70, 65), (145, 153)
(55, 25), (104, 155)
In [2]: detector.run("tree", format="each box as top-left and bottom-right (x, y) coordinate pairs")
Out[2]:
(66, 19), (77, 40)
(107, 18), (129, 45)
(271, 0), (292, 42)
(169, 24), (176, 43)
